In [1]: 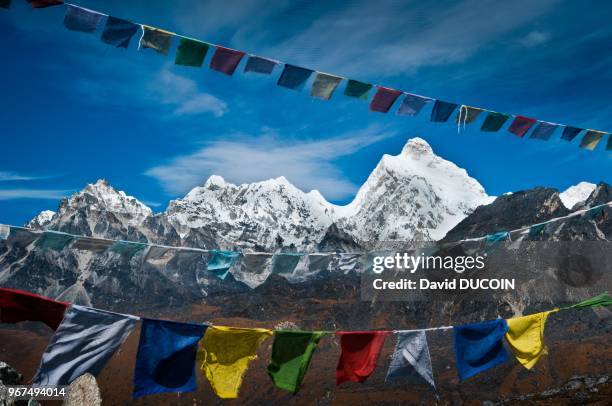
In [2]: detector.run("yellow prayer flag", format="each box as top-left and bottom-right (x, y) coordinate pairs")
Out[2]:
(505, 310), (557, 369)
(198, 326), (272, 398)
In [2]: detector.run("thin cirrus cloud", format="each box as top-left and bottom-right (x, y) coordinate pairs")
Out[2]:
(0, 171), (51, 181)
(145, 126), (395, 200)
(0, 189), (71, 201)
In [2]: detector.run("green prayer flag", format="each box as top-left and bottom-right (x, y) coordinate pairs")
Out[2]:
(344, 79), (372, 100)
(564, 293), (612, 310)
(175, 37), (210, 67)
(481, 112), (509, 132)
(109, 241), (146, 258)
(35, 232), (75, 251)
(267, 331), (326, 393)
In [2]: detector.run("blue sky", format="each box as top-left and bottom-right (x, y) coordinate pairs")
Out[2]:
(0, 0), (611, 225)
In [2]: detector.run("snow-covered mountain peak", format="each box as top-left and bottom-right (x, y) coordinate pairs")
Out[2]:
(26, 210), (56, 229)
(399, 136), (434, 158)
(559, 182), (596, 209)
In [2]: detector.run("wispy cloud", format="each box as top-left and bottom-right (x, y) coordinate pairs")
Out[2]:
(519, 31), (552, 48)
(145, 125), (394, 199)
(0, 189), (71, 201)
(0, 171), (49, 182)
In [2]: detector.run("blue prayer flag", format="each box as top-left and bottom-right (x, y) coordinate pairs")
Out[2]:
(397, 94), (431, 116)
(430, 100), (458, 122)
(453, 319), (510, 381)
(207, 250), (241, 279)
(101, 16), (140, 48)
(486, 231), (509, 242)
(133, 319), (207, 398)
(529, 122), (558, 141)
(63, 5), (104, 33)
(277, 64), (313, 91)
(561, 126), (582, 141)
(244, 55), (277, 74)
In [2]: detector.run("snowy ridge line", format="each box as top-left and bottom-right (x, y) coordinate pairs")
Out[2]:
(2, 200), (610, 255)
(458, 201), (612, 243)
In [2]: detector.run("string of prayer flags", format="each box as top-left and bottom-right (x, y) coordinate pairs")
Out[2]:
(72, 237), (113, 253)
(277, 64), (314, 91)
(207, 250), (241, 280)
(481, 112), (509, 132)
(133, 319), (207, 397)
(456, 105), (484, 124)
(529, 122), (558, 141)
(0, 287), (68, 330)
(63, 5), (104, 34)
(397, 94), (431, 116)
(311, 73), (343, 100)
(33, 305), (137, 386)
(561, 126), (582, 141)
(344, 79), (373, 100)
(370, 86), (402, 113)
(505, 310), (557, 369)
(34, 231), (74, 251)
(244, 55), (277, 74)
(580, 130), (606, 150)
(267, 331), (326, 393)
(27, 0), (63, 8)
(109, 241), (146, 258)
(336, 331), (389, 385)
(563, 292), (612, 310)
(209, 46), (245, 75)
(508, 116), (537, 138)
(453, 319), (510, 381)
(386, 330), (435, 389)
(430, 100), (458, 122)
(101, 16), (140, 48)
(139, 26), (174, 55)
(0, 224), (9, 240)
(175, 37), (209, 67)
(0, 0), (10, 9)
(271, 253), (304, 275)
(198, 326), (272, 399)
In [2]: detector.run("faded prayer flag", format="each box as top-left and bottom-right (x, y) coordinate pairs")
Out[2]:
(140, 25), (174, 55)
(210, 46), (245, 75)
(101, 16), (140, 48)
(277, 64), (314, 91)
(244, 55), (277, 74)
(386, 330), (435, 389)
(580, 130), (606, 150)
(430, 100), (458, 122)
(397, 94), (431, 116)
(0, 224), (9, 240)
(370, 86), (402, 113)
(311, 73), (343, 100)
(63, 5), (104, 33)
(344, 79), (372, 100)
(231, 253), (273, 289)
(481, 112), (509, 132)
(529, 122), (558, 140)
(175, 37), (209, 67)
(72, 237), (113, 253)
(207, 250), (241, 279)
(35, 232), (74, 251)
(508, 115), (537, 137)
(109, 241), (146, 258)
(271, 253), (303, 275)
(456, 106), (483, 124)
(561, 126), (582, 141)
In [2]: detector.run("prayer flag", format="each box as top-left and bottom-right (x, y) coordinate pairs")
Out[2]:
(453, 319), (510, 381)
(199, 326), (272, 398)
(244, 55), (277, 74)
(139, 25), (174, 55)
(456, 105), (483, 124)
(277, 64), (313, 91)
(370, 86), (402, 113)
(530, 122), (558, 141)
(207, 250), (241, 279)
(33, 305), (137, 386)
(267, 331), (326, 393)
(311, 73), (343, 100)
(293, 253), (334, 281)
(27, 0), (63, 8)
(144, 246), (172, 261)
(564, 292), (612, 310)
(210, 46), (245, 75)
(486, 231), (509, 242)
(344, 80), (372, 100)
(0, 0), (10, 9)
(109, 241), (146, 258)
(386, 330), (435, 389)
(175, 37), (209, 67)
(397, 94), (431, 116)
(0, 224), (9, 240)
(6, 227), (39, 247)
(336, 331), (389, 385)
(508, 116), (537, 138)
(607, 134), (612, 151)
(0, 288), (68, 330)
(580, 130), (605, 150)
(505, 310), (557, 369)
(561, 126), (582, 141)
(481, 112), (509, 132)
(430, 100), (458, 122)
(271, 253), (303, 275)
(133, 319), (207, 397)
(35, 232), (74, 251)
(231, 253), (273, 289)
(329, 253), (363, 274)
(528, 223), (546, 238)
(72, 237), (113, 253)
(63, 5), (104, 33)
(101, 16), (140, 48)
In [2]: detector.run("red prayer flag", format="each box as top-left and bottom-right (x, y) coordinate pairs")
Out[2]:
(369, 86), (402, 113)
(336, 331), (389, 385)
(210, 46), (246, 75)
(508, 115), (537, 138)
(0, 288), (69, 330)
(27, 0), (63, 8)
